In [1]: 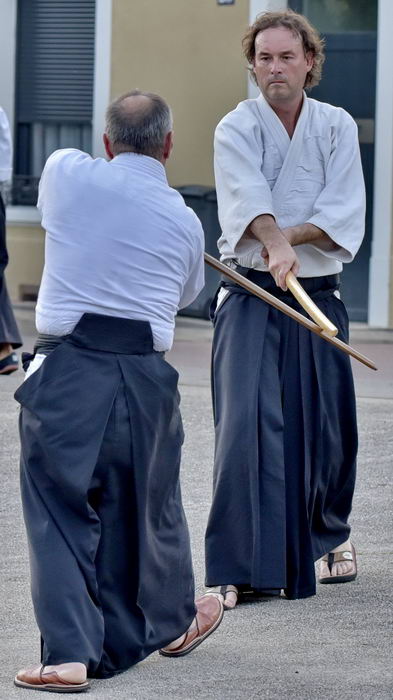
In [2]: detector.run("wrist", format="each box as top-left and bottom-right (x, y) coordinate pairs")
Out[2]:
(264, 229), (291, 252)
(283, 226), (298, 246)
(250, 215), (284, 248)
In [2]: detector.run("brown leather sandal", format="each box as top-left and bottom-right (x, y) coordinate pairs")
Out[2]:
(159, 595), (224, 657)
(319, 543), (357, 584)
(14, 663), (90, 692)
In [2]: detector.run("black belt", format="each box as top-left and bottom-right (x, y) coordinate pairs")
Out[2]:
(34, 333), (69, 355)
(225, 267), (341, 303)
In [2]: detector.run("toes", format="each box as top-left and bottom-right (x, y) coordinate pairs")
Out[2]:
(332, 562), (351, 576)
(319, 561), (329, 577)
(224, 592), (237, 609)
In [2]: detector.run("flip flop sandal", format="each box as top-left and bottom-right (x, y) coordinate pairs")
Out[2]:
(14, 664), (90, 693)
(319, 543), (357, 584)
(204, 585), (239, 609)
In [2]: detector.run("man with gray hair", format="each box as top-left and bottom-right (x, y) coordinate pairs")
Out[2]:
(14, 90), (223, 693)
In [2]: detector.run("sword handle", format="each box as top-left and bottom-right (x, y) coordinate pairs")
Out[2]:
(285, 271), (338, 337)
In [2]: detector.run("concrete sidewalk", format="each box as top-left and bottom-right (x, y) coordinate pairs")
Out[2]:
(0, 307), (392, 699)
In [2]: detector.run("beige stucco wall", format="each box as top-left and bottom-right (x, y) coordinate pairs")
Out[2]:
(5, 223), (44, 301)
(110, 0), (249, 187)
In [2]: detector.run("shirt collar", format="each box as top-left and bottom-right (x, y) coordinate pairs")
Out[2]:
(111, 152), (168, 183)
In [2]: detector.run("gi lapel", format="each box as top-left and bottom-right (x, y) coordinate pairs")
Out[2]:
(256, 92), (309, 213)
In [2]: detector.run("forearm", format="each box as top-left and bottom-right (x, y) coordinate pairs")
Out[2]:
(248, 214), (299, 289)
(249, 214), (288, 250)
(283, 223), (339, 252)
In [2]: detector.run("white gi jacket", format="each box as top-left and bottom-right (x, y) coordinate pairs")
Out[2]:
(36, 149), (205, 351)
(214, 93), (366, 277)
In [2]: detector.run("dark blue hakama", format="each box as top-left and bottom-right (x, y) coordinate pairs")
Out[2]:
(205, 273), (357, 600)
(15, 314), (196, 678)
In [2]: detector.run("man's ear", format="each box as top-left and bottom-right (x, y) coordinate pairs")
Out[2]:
(305, 51), (314, 73)
(163, 131), (174, 162)
(103, 133), (114, 160)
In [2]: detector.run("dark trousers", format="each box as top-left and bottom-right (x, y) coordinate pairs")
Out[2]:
(16, 314), (195, 678)
(205, 273), (357, 600)
(0, 192), (22, 347)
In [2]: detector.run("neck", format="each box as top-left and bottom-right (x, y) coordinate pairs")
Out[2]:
(268, 94), (304, 138)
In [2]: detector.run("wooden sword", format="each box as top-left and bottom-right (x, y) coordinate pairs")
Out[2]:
(204, 252), (377, 371)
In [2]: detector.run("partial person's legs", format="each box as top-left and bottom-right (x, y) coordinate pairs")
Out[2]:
(0, 192), (22, 371)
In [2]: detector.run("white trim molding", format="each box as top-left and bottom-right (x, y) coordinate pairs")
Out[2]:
(92, 0), (113, 158)
(368, 0), (393, 327)
(6, 206), (41, 225)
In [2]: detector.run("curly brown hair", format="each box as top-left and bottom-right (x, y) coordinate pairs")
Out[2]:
(242, 9), (325, 90)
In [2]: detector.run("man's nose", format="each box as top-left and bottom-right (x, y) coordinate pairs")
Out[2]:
(270, 58), (282, 73)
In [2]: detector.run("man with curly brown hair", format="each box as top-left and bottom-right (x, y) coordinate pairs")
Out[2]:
(204, 10), (365, 607)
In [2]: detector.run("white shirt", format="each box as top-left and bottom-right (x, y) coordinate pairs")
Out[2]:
(36, 149), (205, 351)
(0, 107), (12, 182)
(214, 94), (366, 277)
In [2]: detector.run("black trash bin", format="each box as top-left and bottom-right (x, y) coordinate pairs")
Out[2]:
(176, 185), (221, 319)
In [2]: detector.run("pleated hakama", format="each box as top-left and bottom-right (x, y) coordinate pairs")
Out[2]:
(16, 314), (195, 677)
(205, 274), (357, 599)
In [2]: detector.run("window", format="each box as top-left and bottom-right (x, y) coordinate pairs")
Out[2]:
(291, 0), (377, 33)
(13, 0), (95, 205)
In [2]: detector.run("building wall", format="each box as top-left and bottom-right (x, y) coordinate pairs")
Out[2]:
(2, 0), (393, 325)
(6, 223), (44, 301)
(110, 0), (249, 187)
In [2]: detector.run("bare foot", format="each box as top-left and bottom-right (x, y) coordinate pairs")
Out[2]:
(204, 585), (238, 610)
(0, 343), (13, 360)
(319, 540), (357, 582)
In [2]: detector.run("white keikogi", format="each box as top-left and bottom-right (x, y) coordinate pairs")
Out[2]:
(36, 149), (204, 351)
(214, 92), (366, 276)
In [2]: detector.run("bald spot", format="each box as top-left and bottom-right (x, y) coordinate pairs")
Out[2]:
(117, 94), (153, 122)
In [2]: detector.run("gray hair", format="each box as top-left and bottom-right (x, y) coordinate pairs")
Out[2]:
(105, 90), (173, 159)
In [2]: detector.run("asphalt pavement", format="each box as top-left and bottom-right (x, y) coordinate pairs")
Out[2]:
(0, 306), (392, 700)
